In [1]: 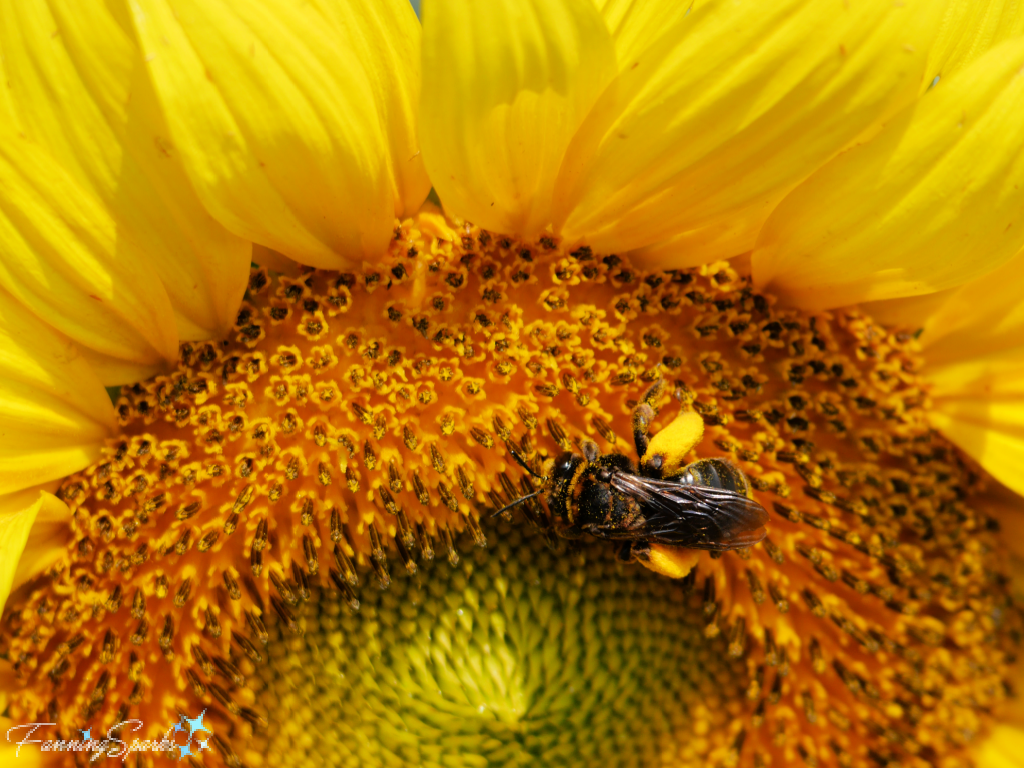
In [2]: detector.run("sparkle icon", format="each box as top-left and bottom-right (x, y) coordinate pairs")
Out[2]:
(174, 709), (212, 760)
(183, 711), (210, 738)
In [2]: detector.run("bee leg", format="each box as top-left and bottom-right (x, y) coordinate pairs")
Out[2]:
(555, 524), (585, 540)
(640, 375), (668, 408)
(632, 401), (655, 464)
(615, 542), (635, 563)
(505, 438), (546, 480)
(631, 543), (701, 580)
(631, 376), (668, 461)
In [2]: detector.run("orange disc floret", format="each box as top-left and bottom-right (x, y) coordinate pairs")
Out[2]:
(0, 212), (1018, 768)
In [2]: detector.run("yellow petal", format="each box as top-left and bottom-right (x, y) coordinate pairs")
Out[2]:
(926, 0), (1024, 88)
(971, 724), (1024, 768)
(922, 293), (1024, 498)
(252, 243), (304, 276)
(129, 0), (422, 268)
(11, 489), (71, 593)
(0, 489), (69, 763)
(420, 0), (617, 237)
(753, 37), (1024, 310)
(0, 285), (115, 495)
(1, 0), (251, 342)
(117, 60), (252, 341)
(926, 358), (1024, 408)
(856, 288), (959, 333)
(0, 136), (179, 379)
(895, 249), (1024, 499)
(309, 0), (431, 217)
(554, 0), (941, 261)
(927, 393), (1024, 497)
(918, 247), (1024, 372)
(0, 489), (69, 617)
(594, 0), (691, 69)
(76, 350), (169, 392)
(0, 711), (45, 767)
(871, 249), (1024, 500)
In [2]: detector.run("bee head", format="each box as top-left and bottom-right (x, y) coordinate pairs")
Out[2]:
(550, 451), (582, 481)
(548, 451), (586, 524)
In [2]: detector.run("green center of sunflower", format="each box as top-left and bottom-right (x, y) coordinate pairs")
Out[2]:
(246, 520), (743, 768)
(0, 212), (1017, 768)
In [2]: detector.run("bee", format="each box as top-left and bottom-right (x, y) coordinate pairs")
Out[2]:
(496, 379), (769, 579)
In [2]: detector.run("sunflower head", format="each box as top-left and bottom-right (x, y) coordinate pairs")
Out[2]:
(1, 213), (1019, 767)
(3, 1), (1024, 767)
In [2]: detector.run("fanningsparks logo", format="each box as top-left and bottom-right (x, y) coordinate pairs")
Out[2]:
(169, 710), (213, 760)
(5, 710), (212, 762)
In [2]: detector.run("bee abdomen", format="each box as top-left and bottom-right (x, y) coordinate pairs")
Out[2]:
(678, 458), (751, 497)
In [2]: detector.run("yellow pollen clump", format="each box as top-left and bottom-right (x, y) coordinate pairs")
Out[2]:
(0, 212), (1017, 768)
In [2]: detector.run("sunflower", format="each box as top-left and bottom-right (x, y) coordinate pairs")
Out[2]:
(2, 1), (1024, 767)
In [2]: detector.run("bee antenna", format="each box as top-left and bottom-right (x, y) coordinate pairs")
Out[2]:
(491, 489), (545, 518)
(505, 440), (547, 481)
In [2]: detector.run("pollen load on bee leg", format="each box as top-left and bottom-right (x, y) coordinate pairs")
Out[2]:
(632, 542), (702, 579)
(640, 408), (706, 478)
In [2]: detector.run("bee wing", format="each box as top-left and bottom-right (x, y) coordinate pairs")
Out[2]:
(608, 472), (769, 550)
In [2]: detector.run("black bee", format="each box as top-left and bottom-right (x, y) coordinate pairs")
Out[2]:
(495, 379), (769, 577)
